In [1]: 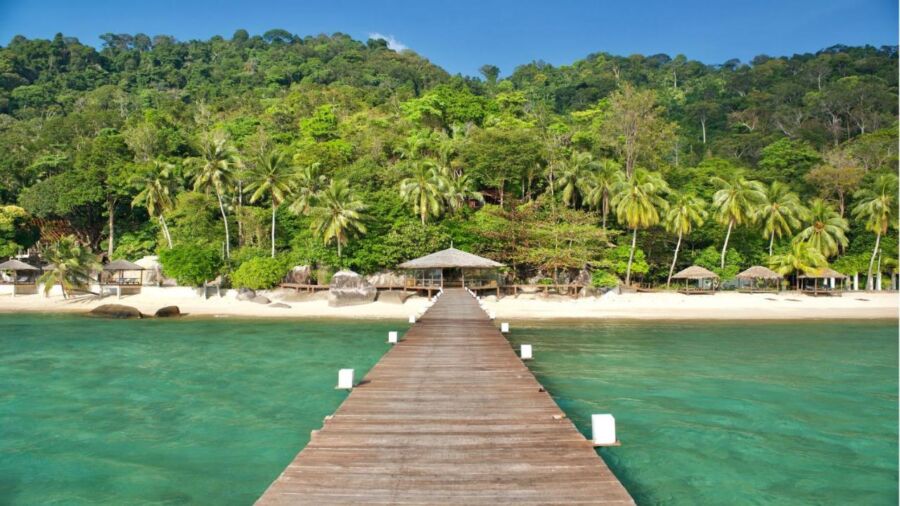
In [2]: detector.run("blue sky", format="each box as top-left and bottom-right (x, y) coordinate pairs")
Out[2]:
(0, 0), (896, 76)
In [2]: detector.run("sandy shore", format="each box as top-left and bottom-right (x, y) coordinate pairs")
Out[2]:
(0, 286), (896, 321)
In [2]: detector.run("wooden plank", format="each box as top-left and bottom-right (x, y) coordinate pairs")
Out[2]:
(256, 289), (633, 505)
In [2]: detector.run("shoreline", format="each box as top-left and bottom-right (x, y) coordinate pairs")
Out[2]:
(0, 287), (895, 321)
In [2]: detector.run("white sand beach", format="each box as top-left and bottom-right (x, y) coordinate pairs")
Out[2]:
(0, 286), (895, 321)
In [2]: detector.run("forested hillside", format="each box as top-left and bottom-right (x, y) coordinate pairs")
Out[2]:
(0, 30), (896, 289)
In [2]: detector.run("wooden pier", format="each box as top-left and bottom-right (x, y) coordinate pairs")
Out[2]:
(256, 288), (634, 504)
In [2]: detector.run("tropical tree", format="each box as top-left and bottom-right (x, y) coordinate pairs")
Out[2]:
(768, 241), (827, 289)
(400, 163), (446, 224)
(711, 174), (765, 268)
(611, 169), (669, 286)
(582, 159), (623, 231)
(188, 131), (240, 258)
(664, 191), (707, 286)
(131, 160), (176, 248)
(759, 181), (806, 256)
(288, 162), (328, 216)
(795, 198), (849, 258)
(38, 236), (99, 298)
(851, 174), (898, 289)
(245, 151), (295, 257)
(310, 178), (368, 259)
(439, 166), (484, 213)
(557, 151), (594, 207)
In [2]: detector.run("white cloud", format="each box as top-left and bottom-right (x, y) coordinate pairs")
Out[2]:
(368, 32), (408, 52)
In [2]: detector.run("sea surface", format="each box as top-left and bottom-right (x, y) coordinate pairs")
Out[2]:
(508, 320), (898, 505)
(1, 315), (896, 505)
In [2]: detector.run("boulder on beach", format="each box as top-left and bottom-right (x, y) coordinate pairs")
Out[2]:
(284, 265), (311, 284)
(236, 288), (256, 301)
(376, 290), (416, 304)
(328, 270), (376, 307)
(269, 302), (291, 309)
(154, 306), (181, 318)
(251, 295), (271, 304)
(89, 304), (143, 319)
(365, 271), (408, 288)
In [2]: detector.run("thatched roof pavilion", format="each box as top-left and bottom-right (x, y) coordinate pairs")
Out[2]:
(103, 259), (145, 272)
(798, 267), (847, 279)
(0, 259), (40, 272)
(101, 259), (145, 296)
(736, 265), (783, 293)
(736, 266), (782, 280)
(671, 266), (719, 280)
(0, 259), (40, 296)
(399, 247), (503, 292)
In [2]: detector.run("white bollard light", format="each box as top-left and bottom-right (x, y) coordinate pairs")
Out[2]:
(388, 331), (398, 344)
(520, 344), (533, 360)
(489, 311), (496, 320)
(591, 414), (617, 445)
(337, 369), (354, 390)
(501, 322), (510, 333)
(408, 315), (416, 324)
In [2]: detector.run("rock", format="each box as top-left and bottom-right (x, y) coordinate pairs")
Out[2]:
(269, 302), (291, 309)
(328, 270), (376, 307)
(250, 295), (271, 304)
(277, 290), (329, 302)
(376, 290), (416, 304)
(284, 265), (312, 284)
(365, 271), (408, 288)
(236, 288), (256, 301)
(579, 286), (598, 298)
(154, 305), (182, 317)
(573, 268), (592, 286)
(89, 304), (143, 319)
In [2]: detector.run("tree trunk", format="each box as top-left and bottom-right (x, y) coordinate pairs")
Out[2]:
(768, 234), (775, 256)
(837, 190), (845, 217)
(865, 232), (881, 290)
(237, 180), (243, 246)
(160, 216), (173, 248)
(270, 201), (277, 258)
(337, 237), (342, 259)
(499, 181), (505, 208)
(216, 190), (231, 258)
(667, 232), (682, 287)
(720, 219), (733, 269)
(107, 197), (116, 258)
(625, 228), (637, 286)
(701, 117), (707, 144)
(601, 195), (608, 231)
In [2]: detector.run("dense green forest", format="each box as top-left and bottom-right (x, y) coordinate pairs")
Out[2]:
(0, 30), (897, 290)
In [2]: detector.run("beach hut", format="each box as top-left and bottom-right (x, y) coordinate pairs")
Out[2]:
(101, 259), (145, 299)
(798, 268), (847, 296)
(398, 247), (504, 296)
(671, 266), (719, 294)
(735, 266), (783, 293)
(0, 259), (40, 296)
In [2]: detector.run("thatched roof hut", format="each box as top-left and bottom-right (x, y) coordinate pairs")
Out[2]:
(671, 266), (719, 280)
(0, 259), (40, 271)
(736, 266), (782, 280)
(799, 267), (847, 279)
(102, 259), (145, 272)
(398, 248), (503, 269)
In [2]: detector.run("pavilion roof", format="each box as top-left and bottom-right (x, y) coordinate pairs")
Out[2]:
(799, 267), (847, 279)
(0, 259), (40, 271)
(736, 266), (783, 280)
(671, 265), (719, 279)
(398, 248), (503, 269)
(102, 259), (145, 271)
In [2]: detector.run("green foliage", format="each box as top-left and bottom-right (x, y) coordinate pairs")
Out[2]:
(351, 218), (450, 274)
(0, 205), (38, 257)
(600, 244), (649, 278)
(693, 245), (744, 280)
(158, 243), (223, 286)
(590, 270), (620, 289)
(165, 192), (225, 246)
(38, 236), (99, 297)
(231, 256), (291, 289)
(111, 222), (158, 259)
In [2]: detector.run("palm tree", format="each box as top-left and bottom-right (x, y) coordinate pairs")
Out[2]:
(132, 160), (176, 248)
(664, 191), (707, 287)
(400, 163), (446, 224)
(851, 174), (898, 290)
(557, 151), (594, 208)
(310, 178), (368, 259)
(288, 162), (328, 216)
(583, 159), (623, 231)
(245, 151), (295, 257)
(711, 174), (765, 268)
(759, 181), (806, 256)
(38, 236), (99, 299)
(795, 198), (848, 259)
(611, 169), (669, 286)
(189, 131), (240, 258)
(768, 241), (827, 290)
(440, 166), (484, 213)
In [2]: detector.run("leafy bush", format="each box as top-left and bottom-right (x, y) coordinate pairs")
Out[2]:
(537, 277), (554, 285)
(599, 244), (649, 278)
(692, 245), (744, 280)
(0, 205), (38, 257)
(230, 256), (290, 290)
(591, 270), (620, 289)
(158, 243), (223, 286)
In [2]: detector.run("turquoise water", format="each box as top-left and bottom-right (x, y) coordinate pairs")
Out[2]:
(508, 320), (898, 505)
(0, 314), (396, 505)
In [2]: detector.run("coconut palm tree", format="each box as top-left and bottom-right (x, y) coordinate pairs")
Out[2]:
(557, 151), (595, 208)
(310, 178), (368, 259)
(664, 191), (707, 287)
(189, 131), (240, 258)
(132, 160), (176, 248)
(400, 162), (446, 224)
(440, 166), (484, 213)
(245, 151), (295, 257)
(851, 174), (898, 290)
(711, 174), (765, 268)
(38, 236), (99, 299)
(288, 162), (328, 216)
(611, 169), (669, 286)
(582, 159), (623, 231)
(795, 198), (848, 258)
(768, 241), (827, 290)
(759, 181), (806, 256)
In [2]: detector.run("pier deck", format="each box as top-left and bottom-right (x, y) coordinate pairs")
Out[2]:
(256, 288), (633, 504)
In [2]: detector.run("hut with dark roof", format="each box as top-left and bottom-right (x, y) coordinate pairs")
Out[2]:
(671, 265), (719, 294)
(798, 267), (847, 296)
(0, 259), (41, 296)
(398, 247), (504, 296)
(736, 266), (783, 293)
(102, 259), (145, 298)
